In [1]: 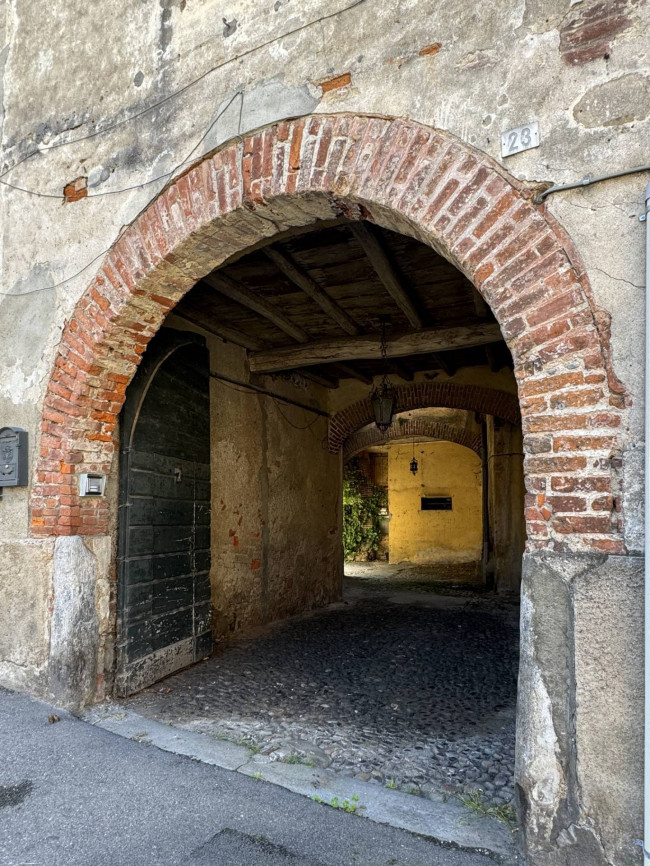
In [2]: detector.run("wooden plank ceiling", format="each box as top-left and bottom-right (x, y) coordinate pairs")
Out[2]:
(173, 220), (512, 387)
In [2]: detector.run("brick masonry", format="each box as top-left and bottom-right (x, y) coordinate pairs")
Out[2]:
(343, 418), (482, 462)
(333, 383), (517, 453)
(559, 0), (641, 66)
(31, 113), (626, 554)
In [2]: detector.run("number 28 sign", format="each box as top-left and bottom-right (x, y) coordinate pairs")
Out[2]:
(501, 121), (540, 158)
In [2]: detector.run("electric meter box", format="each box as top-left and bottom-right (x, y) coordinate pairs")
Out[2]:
(0, 427), (28, 488)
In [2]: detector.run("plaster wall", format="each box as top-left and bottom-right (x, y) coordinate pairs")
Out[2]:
(1, 0), (645, 552)
(0, 2), (648, 863)
(169, 319), (343, 643)
(2, 0), (646, 481)
(388, 441), (482, 564)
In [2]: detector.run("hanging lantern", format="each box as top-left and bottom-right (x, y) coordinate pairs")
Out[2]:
(370, 316), (396, 432)
(370, 379), (396, 432)
(409, 436), (418, 475)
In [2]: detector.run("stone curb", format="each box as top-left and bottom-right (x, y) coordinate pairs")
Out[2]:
(83, 704), (518, 860)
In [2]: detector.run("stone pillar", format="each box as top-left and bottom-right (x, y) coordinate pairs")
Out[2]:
(487, 417), (525, 593)
(47, 535), (111, 711)
(516, 552), (643, 866)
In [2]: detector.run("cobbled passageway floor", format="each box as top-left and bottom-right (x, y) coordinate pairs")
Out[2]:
(122, 563), (519, 808)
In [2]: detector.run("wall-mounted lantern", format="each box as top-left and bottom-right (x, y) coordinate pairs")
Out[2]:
(370, 316), (396, 432)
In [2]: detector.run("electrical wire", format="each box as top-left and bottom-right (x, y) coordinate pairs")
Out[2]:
(270, 397), (323, 430)
(217, 376), (322, 429)
(0, 0), (367, 189)
(210, 370), (329, 418)
(211, 371), (327, 434)
(0, 89), (245, 200)
(0, 0), (367, 298)
(0, 90), (244, 298)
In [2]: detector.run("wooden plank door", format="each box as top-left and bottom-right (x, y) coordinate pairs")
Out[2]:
(116, 330), (212, 696)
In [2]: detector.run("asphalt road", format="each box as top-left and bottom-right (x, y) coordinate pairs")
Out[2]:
(0, 688), (516, 866)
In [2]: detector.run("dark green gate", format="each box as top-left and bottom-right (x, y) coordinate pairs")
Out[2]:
(116, 329), (212, 696)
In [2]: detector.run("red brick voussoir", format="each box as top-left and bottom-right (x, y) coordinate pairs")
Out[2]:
(343, 418), (483, 462)
(332, 383), (519, 454)
(31, 113), (625, 554)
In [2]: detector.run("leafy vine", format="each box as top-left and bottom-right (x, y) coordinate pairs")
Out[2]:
(343, 459), (387, 561)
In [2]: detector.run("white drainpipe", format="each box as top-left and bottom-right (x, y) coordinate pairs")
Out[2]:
(643, 183), (650, 866)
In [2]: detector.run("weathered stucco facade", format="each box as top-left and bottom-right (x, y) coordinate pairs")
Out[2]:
(0, 1), (648, 863)
(387, 440), (483, 564)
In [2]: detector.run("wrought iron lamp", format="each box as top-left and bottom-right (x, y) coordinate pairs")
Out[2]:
(410, 437), (419, 475)
(369, 316), (396, 432)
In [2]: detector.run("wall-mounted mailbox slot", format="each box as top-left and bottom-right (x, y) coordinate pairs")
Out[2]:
(79, 472), (107, 497)
(421, 496), (452, 511)
(0, 427), (28, 492)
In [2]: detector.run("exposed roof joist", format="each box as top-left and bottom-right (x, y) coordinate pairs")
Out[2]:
(204, 272), (309, 344)
(388, 361), (414, 381)
(485, 344), (508, 373)
(350, 222), (424, 329)
(172, 310), (266, 351)
(332, 363), (373, 385)
(299, 369), (339, 389)
(431, 352), (457, 377)
(263, 246), (361, 337)
(473, 287), (490, 318)
(249, 322), (503, 373)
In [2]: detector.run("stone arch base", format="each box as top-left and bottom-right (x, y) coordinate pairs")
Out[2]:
(19, 113), (641, 866)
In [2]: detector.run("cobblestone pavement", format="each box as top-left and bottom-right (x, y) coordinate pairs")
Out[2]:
(123, 565), (519, 812)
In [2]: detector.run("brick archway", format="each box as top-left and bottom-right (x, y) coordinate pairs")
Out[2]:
(343, 419), (482, 462)
(330, 383), (519, 454)
(32, 112), (625, 553)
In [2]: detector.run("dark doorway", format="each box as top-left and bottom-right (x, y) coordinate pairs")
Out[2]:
(116, 330), (212, 696)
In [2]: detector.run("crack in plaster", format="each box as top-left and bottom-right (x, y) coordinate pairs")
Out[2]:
(592, 266), (644, 290)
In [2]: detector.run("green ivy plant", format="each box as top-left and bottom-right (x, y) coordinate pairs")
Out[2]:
(342, 460), (387, 561)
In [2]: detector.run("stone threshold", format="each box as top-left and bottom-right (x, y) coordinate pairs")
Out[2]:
(83, 703), (518, 861)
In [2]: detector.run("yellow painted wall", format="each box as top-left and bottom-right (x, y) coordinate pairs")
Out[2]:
(388, 441), (482, 564)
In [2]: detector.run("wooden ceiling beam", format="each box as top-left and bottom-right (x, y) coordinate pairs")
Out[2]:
(171, 310), (266, 351)
(485, 344), (505, 373)
(388, 361), (414, 381)
(349, 223), (424, 329)
(249, 322), (503, 373)
(203, 272), (309, 344)
(263, 246), (361, 337)
(472, 287), (490, 318)
(332, 363), (373, 385)
(299, 369), (340, 389)
(431, 352), (457, 377)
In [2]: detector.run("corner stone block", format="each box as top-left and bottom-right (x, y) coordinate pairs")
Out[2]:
(48, 535), (102, 711)
(0, 539), (55, 692)
(517, 551), (643, 866)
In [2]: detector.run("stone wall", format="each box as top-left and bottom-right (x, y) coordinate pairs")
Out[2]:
(517, 552), (643, 866)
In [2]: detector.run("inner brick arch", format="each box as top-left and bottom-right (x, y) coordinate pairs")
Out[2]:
(330, 383), (519, 454)
(31, 112), (625, 553)
(343, 419), (483, 462)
